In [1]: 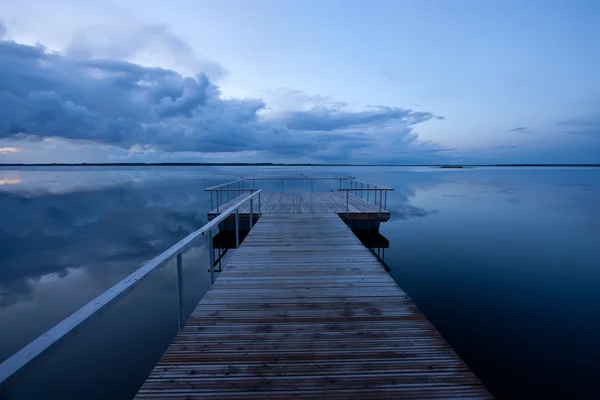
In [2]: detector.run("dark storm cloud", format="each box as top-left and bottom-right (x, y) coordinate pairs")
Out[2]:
(0, 39), (439, 159)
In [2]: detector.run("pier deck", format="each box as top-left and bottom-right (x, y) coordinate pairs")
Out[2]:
(136, 213), (492, 399)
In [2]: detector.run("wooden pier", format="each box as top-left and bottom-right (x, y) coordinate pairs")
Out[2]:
(1, 177), (490, 398)
(136, 213), (492, 399)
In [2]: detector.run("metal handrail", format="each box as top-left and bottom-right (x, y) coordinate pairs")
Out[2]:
(242, 177), (351, 181)
(337, 187), (393, 218)
(0, 190), (263, 393)
(205, 188), (257, 192)
(204, 176), (393, 214)
(205, 176), (355, 208)
(349, 178), (393, 190)
(337, 188), (394, 191)
(204, 178), (246, 191)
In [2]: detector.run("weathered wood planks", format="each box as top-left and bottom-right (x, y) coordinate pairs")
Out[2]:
(136, 213), (492, 399)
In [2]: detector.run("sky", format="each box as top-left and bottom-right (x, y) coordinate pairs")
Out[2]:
(0, 0), (599, 164)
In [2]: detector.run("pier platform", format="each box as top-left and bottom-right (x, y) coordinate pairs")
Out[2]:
(136, 213), (492, 399)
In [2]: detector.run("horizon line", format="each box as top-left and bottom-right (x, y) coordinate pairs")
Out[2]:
(1, 163), (599, 167)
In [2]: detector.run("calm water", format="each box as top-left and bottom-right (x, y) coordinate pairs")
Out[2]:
(0, 166), (599, 399)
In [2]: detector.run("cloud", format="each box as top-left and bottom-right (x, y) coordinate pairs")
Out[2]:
(0, 147), (19, 153)
(65, 23), (227, 80)
(508, 126), (532, 134)
(0, 38), (442, 163)
(557, 117), (600, 137)
(279, 106), (440, 131)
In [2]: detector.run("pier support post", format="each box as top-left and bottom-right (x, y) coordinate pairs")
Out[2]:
(208, 230), (215, 284)
(345, 190), (349, 219)
(235, 209), (240, 248)
(176, 253), (184, 328)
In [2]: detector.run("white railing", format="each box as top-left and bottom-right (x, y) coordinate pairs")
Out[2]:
(243, 176), (353, 193)
(205, 176), (355, 212)
(0, 190), (263, 393)
(204, 176), (393, 219)
(339, 178), (394, 218)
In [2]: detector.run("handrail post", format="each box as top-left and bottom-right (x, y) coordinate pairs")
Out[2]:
(339, 178), (342, 190)
(258, 191), (261, 214)
(360, 183), (363, 199)
(281, 179), (284, 193)
(176, 253), (184, 328)
(208, 230), (215, 284)
(379, 190), (382, 218)
(253, 179), (256, 188)
(367, 184), (370, 202)
(346, 190), (349, 219)
(235, 209), (240, 248)
(216, 192), (220, 214)
(210, 192), (213, 210)
(384, 191), (387, 209)
(249, 198), (254, 227)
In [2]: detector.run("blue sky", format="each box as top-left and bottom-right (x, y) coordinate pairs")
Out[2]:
(0, 0), (599, 164)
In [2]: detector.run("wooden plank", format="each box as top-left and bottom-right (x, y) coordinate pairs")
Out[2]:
(136, 213), (492, 399)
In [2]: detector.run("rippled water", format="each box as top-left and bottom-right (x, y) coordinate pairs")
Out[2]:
(0, 166), (599, 399)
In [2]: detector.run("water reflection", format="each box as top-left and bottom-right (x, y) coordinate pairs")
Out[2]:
(0, 181), (207, 308)
(0, 178), (21, 185)
(353, 230), (390, 270)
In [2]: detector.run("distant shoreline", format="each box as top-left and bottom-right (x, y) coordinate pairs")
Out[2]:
(1, 163), (599, 167)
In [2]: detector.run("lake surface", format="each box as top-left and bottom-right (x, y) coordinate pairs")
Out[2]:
(0, 166), (599, 399)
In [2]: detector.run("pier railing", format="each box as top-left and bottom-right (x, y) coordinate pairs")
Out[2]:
(204, 177), (393, 218)
(0, 190), (263, 393)
(205, 176), (372, 212)
(340, 178), (393, 217)
(242, 176), (352, 193)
